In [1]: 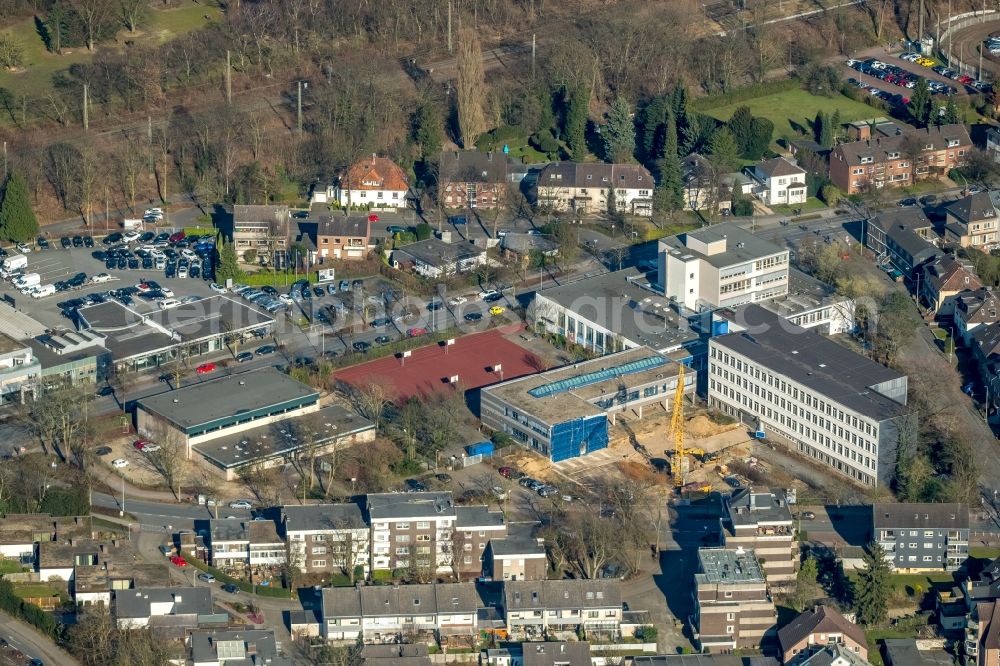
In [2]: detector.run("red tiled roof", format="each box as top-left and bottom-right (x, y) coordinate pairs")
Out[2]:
(343, 156), (408, 192)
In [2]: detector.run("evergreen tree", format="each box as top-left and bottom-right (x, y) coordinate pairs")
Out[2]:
(639, 96), (669, 163)
(603, 96), (636, 163)
(0, 171), (38, 243)
(708, 127), (739, 174)
(413, 101), (443, 161)
(746, 117), (774, 160)
(908, 79), (932, 127)
(813, 111), (826, 145)
(791, 555), (822, 611)
(670, 85), (688, 127)
(728, 105), (754, 156)
(944, 98), (960, 125)
(564, 85), (589, 161)
(830, 110), (841, 144)
(854, 542), (891, 626)
(657, 109), (684, 213)
(214, 234), (246, 284)
(818, 112), (833, 148)
(606, 186), (619, 217)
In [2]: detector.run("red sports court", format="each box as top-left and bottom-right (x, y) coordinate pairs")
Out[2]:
(335, 327), (544, 401)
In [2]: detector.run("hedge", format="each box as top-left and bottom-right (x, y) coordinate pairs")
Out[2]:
(242, 271), (316, 287)
(182, 556), (293, 599)
(0, 579), (58, 638)
(183, 226), (216, 237)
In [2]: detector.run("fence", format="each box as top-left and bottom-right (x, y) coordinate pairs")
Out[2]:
(460, 453), (486, 468)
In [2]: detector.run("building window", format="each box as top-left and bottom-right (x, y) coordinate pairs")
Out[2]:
(312, 560), (326, 567)
(416, 521), (430, 529)
(395, 522), (410, 529)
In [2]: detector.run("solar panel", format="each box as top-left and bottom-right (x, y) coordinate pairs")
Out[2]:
(527, 355), (668, 398)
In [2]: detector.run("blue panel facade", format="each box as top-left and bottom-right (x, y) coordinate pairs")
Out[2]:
(549, 414), (609, 462)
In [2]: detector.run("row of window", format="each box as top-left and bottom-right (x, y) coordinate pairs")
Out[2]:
(345, 191), (401, 199)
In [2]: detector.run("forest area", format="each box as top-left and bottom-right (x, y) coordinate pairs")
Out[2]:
(0, 0), (985, 225)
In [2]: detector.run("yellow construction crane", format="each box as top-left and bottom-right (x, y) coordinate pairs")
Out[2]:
(670, 363), (687, 488)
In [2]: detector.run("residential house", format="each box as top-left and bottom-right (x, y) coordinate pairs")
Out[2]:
(682, 154), (733, 212)
(390, 238), (487, 278)
(919, 254), (982, 317)
(633, 657), (779, 666)
(799, 645), (872, 666)
(360, 643), (432, 666)
(777, 605), (869, 664)
(533, 162), (654, 217)
(659, 223), (789, 311)
(200, 519), (286, 578)
(0, 514), (90, 563)
(319, 582), (479, 643)
(112, 586), (215, 629)
(499, 233), (559, 261)
(37, 538), (138, 584)
(955, 288), (1000, 345)
(708, 305), (911, 488)
(864, 208), (939, 278)
(746, 157), (807, 207)
(988, 126), (1000, 163)
(74, 563), (167, 607)
(972, 321), (1000, 399)
(945, 192), (1000, 250)
(334, 155), (409, 209)
(722, 488), (796, 583)
(829, 123), (972, 195)
(882, 638), (955, 666)
(453, 505), (506, 577)
(873, 502), (969, 572)
(278, 503), (370, 580)
(501, 579), (622, 640)
(189, 628), (291, 666)
(693, 548), (777, 652)
(965, 599), (1000, 665)
(438, 150), (510, 209)
(484, 536), (548, 582)
(230, 204), (290, 265)
(521, 642), (593, 666)
(366, 492), (457, 574)
(316, 213), (372, 260)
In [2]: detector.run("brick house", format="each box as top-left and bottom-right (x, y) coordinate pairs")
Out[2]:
(438, 150), (510, 210)
(919, 255), (982, 318)
(829, 124), (972, 195)
(694, 548), (777, 652)
(777, 605), (869, 664)
(484, 536), (548, 581)
(452, 505), (506, 577)
(367, 492), (457, 575)
(316, 214), (372, 260)
(278, 503), (370, 580)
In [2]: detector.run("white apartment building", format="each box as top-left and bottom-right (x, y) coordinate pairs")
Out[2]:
(659, 223), (789, 311)
(707, 305), (911, 487)
(367, 493), (456, 574)
(533, 162), (654, 217)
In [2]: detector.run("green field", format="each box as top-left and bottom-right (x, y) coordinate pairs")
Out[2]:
(0, 1), (220, 98)
(704, 89), (879, 146)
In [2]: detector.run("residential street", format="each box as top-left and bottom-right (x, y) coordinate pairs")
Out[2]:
(0, 611), (78, 666)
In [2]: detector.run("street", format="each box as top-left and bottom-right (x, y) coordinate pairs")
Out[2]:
(0, 611), (78, 666)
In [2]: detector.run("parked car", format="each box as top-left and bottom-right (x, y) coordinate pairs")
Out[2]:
(229, 500), (253, 509)
(222, 583), (240, 594)
(111, 458), (128, 468)
(169, 556), (187, 567)
(196, 362), (217, 375)
(464, 312), (483, 322)
(255, 345), (277, 356)
(448, 296), (467, 306)
(235, 351), (253, 363)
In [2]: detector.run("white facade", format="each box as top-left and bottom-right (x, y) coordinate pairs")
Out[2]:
(370, 517), (454, 573)
(334, 185), (408, 209)
(660, 236), (790, 311)
(287, 527), (369, 575)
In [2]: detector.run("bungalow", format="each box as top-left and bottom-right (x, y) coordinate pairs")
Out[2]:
(391, 238), (488, 279)
(112, 586), (216, 630)
(746, 157), (807, 207)
(919, 254), (982, 317)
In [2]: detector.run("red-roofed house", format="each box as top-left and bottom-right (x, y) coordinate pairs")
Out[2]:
(777, 605), (869, 664)
(334, 155), (409, 209)
(919, 255), (982, 317)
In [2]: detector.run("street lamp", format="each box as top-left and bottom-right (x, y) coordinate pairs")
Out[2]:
(350, 477), (357, 495)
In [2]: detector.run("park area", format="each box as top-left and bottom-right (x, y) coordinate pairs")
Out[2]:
(0, 0), (220, 98)
(703, 89), (879, 148)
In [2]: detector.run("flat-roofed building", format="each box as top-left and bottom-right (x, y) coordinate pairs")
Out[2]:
(190, 628), (291, 666)
(230, 204), (290, 264)
(454, 506), (506, 577)
(485, 536), (548, 581)
(0, 332), (39, 403)
(480, 347), (692, 462)
(135, 367), (321, 457)
(708, 305), (911, 487)
(723, 488), (796, 583)
(694, 547), (776, 652)
(366, 492), (457, 574)
(659, 224), (789, 311)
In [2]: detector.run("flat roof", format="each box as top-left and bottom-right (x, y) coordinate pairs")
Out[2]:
(192, 404), (373, 469)
(144, 295), (274, 342)
(77, 300), (143, 330)
(0, 332), (27, 355)
(696, 548), (766, 585)
(660, 223), (785, 269)
(137, 367), (319, 433)
(711, 305), (906, 421)
(367, 492), (455, 520)
(730, 268), (848, 321)
(0, 302), (46, 339)
(76, 299), (176, 361)
(25, 338), (107, 373)
(482, 347), (683, 424)
(726, 488), (793, 528)
(535, 268), (700, 352)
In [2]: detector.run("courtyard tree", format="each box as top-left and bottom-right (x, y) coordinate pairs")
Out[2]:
(0, 171), (38, 242)
(854, 541), (891, 625)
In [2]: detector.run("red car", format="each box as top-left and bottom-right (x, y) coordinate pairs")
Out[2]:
(406, 327), (428, 337)
(196, 362), (217, 375)
(499, 466), (517, 479)
(958, 74), (974, 84)
(133, 439), (150, 451)
(169, 556), (187, 567)
(168, 230), (185, 243)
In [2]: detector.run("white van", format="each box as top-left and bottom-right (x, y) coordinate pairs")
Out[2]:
(158, 298), (181, 309)
(31, 284), (56, 298)
(2, 254), (27, 273)
(14, 273), (40, 289)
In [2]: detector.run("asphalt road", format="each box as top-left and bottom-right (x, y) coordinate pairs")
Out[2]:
(91, 492), (251, 531)
(0, 611), (78, 666)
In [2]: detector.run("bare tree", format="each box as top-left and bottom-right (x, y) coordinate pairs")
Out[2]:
(144, 437), (187, 500)
(340, 378), (392, 430)
(118, 0), (145, 32)
(328, 520), (367, 584)
(23, 382), (94, 465)
(456, 28), (487, 147)
(238, 459), (283, 506)
(72, 0), (112, 51)
(114, 131), (146, 210)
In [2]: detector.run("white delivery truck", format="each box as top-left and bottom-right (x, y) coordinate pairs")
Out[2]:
(13, 272), (40, 289)
(2, 254), (28, 273)
(31, 284), (55, 298)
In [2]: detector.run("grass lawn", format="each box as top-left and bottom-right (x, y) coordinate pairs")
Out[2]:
(704, 89), (878, 146)
(772, 196), (828, 215)
(971, 546), (1000, 559)
(13, 583), (62, 598)
(0, 0), (219, 100)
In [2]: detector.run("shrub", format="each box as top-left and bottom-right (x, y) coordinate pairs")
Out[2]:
(636, 625), (658, 642)
(820, 184), (840, 206)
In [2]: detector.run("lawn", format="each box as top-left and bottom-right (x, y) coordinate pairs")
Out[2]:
(0, 0), (220, 100)
(12, 584), (62, 599)
(971, 546), (1000, 559)
(772, 196), (829, 216)
(704, 89), (879, 146)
